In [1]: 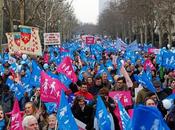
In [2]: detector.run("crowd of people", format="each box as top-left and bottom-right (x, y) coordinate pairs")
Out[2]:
(0, 38), (174, 130)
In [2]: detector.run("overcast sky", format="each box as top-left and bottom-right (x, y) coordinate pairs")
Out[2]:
(70, 0), (99, 24)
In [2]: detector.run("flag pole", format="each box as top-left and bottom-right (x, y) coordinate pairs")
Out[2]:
(154, 92), (160, 101)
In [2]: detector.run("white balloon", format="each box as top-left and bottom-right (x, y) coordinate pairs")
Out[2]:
(162, 99), (173, 110)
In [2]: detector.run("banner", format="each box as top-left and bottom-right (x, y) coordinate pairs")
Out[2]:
(86, 36), (95, 44)
(6, 32), (20, 54)
(148, 48), (160, 54)
(44, 33), (61, 45)
(109, 91), (132, 107)
(19, 25), (42, 56)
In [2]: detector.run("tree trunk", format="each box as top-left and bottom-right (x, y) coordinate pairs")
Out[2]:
(140, 27), (144, 44)
(20, 0), (25, 25)
(168, 15), (172, 47)
(128, 21), (132, 43)
(151, 29), (154, 45)
(144, 23), (148, 43)
(9, 0), (13, 32)
(0, 0), (4, 46)
(158, 26), (163, 48)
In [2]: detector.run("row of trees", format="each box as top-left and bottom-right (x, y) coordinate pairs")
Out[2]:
(98, 0), (175, 47)
(3, 0), (78, 42)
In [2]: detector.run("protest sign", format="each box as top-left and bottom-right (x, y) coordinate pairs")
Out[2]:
(44, 33), (61, 45)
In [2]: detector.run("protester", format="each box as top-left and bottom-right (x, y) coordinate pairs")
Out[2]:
(0, 107), (6, 130)
(71, 96), (94, 129)
(43, 114), (58, 130)
(145, 97), (157, 107)
(0, 85), (14, 113)
(1, 34), (175, 130)
(113, 77), (128, 91)
(74, 82), (94, 100)
(88, 76), (103, 96)
(30, 88), (41, 108)
(22, 115), (39, 130)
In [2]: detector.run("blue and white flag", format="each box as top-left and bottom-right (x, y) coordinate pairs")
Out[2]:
(57, 91), (78, 130)
(117, 99), (130, 130)
(96, 64), (113, 82)
(130, 105), (170, 130)
(115, 38), (128, 51)
(134, 72), (156, 93)
(30, 60), (41, 87)
(95, 96), (111, 130)
(45, 102), (58, 114)
(6, 78), (25, 100)
(162, 50), (175, 69)
(58, 73), (72, 88)
(126, 40), (140, 52)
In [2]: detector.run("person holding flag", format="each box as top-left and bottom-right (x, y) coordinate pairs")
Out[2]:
(71, 96), (94, 130)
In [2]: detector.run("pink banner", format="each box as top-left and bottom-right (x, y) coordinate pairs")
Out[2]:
(57, 57), (77, 83)
(85, 36), (95, 44)
(109, 91), (132, 107)
(40, 71), (68, 103)
(148, 48), (160, 54)
(144, 59), (156, 70)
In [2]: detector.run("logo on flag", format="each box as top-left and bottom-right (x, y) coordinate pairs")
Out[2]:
(57, 91), (78, 130)
(57, 57), (77, 83)
(40, 71), (68, 103)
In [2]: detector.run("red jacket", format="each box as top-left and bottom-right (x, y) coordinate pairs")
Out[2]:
(74, 91), (94, 100)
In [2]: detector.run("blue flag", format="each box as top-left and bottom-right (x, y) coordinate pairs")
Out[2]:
(145, 67), (152, 81)
(57, 91), (78, 130)
(134, 72), (156, 93)
(95, 96), (111, 130)
(6, 78), (25, 100)
(57, 73), (71, 88)
(126, 40), (140, 52)
(161, 50), (175, 69)
(96, 64), (113, 82)
(45, 102), (58, 114)
(166, 94), (175, 100)
(30, 60), (41, 87)
(0, 63), (4, 76)
(117, 99), (130, 130)
(130, 105), (170, 130)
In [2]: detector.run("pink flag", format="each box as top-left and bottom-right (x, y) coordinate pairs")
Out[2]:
(57, 57), (78, 83)
(109, 91), (133, 107)
(144, 59), (156, 70)
(148, 48), (160, 54)
(40, 71), (68, 103)
(10, 99), (23, 130)
(59, 47), (69, 52)
(44, 53), (49, 63)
